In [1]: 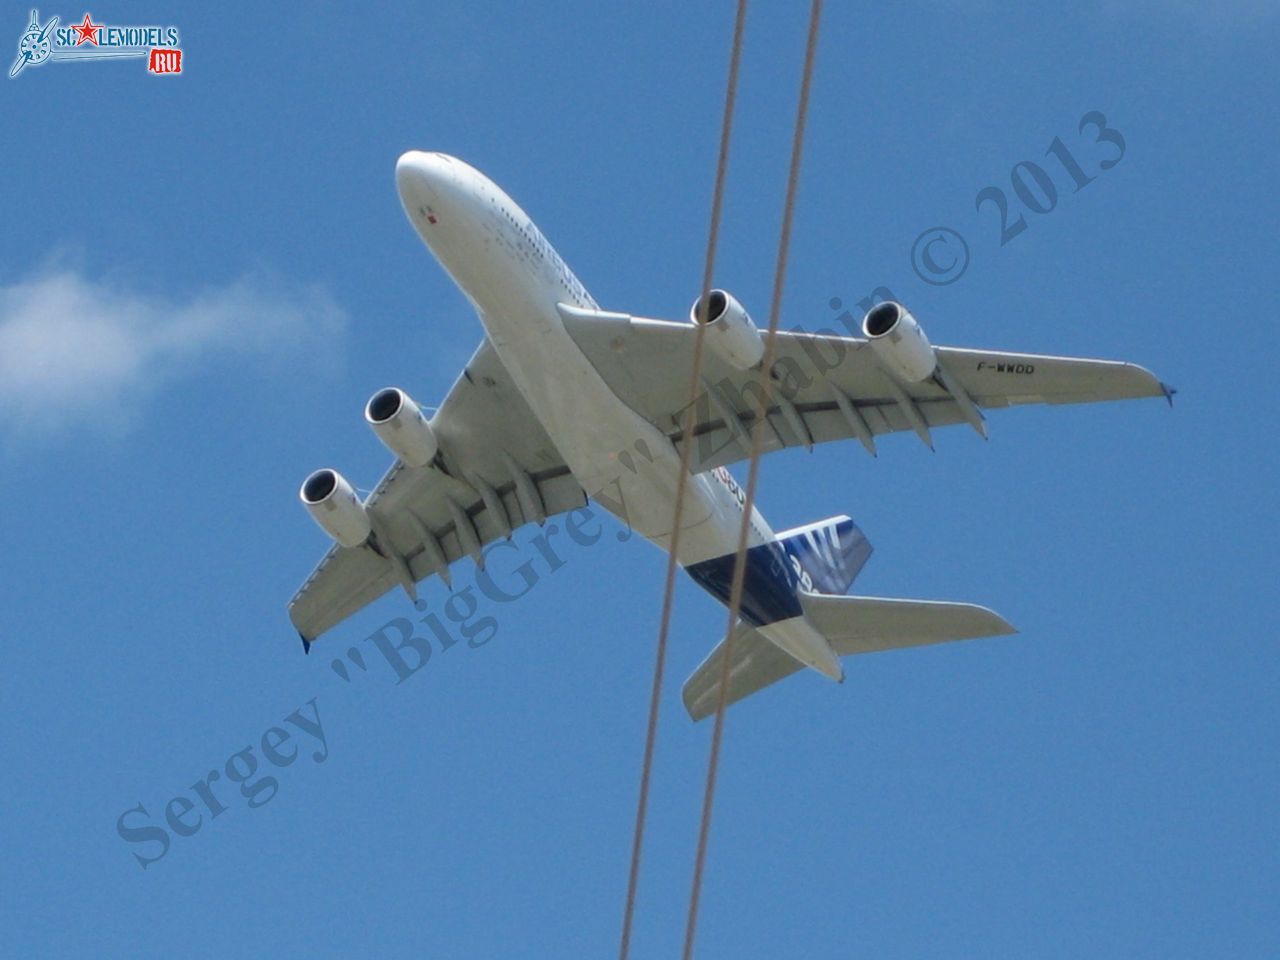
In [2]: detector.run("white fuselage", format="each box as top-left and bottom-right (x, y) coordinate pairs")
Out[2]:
(394, 151), (843, 680)
(395, 151), (771, 568)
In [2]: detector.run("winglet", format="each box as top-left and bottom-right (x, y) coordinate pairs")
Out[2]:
(299, 632), (312, 655)
(1161, 382), (1177, 407)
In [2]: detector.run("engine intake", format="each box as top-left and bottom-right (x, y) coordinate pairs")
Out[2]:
(300, 468), (371, 548)
(862, 301), (937, 382)
(690, 289), (764, 371)
(365, 387), (438, 467)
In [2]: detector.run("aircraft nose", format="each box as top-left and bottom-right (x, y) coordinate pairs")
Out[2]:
(395, 151), (456, 203)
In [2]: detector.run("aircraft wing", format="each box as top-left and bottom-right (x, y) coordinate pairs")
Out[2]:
(288, 338), (586, 647)
(558, 304), (1170, 472)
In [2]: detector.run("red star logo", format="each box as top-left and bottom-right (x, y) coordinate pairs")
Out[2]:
(73, 13), (102, 46)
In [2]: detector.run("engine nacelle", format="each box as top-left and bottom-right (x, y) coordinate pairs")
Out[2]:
(862, 301), (937, 382)
(300, 468), (371, 548)
(364, 387), (438, 467)
(689, 289), (764, 371)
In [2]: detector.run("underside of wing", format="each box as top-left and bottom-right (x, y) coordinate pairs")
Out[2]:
(288, 338), (585, 646)
(558, 303), (1170, 472)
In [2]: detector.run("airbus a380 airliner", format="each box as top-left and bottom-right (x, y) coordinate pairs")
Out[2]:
(289, 151), (1169, 718)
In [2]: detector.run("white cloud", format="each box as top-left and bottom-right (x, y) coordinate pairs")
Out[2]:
(0, 267), (347, 437)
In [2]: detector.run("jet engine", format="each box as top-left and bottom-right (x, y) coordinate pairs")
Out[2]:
(862, 301), (937, 382)
(365, 387), (438, 467)
(689, 289), (764, 371)
(299, 468), (371, 548)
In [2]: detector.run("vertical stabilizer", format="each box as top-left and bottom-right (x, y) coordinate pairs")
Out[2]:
(773, 515), (872, 595)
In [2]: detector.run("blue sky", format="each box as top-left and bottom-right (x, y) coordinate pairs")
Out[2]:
(2, 2), (1277, 956)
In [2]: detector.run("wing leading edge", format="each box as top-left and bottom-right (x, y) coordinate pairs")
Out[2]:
(287, 338), (585, 646)
(291, 306), (1169, 646)
(557, 304), (1170, 473)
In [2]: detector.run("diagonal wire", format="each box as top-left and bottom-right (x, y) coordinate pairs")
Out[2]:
(681, 3), (824, 958)
(616, 4), (750, 959)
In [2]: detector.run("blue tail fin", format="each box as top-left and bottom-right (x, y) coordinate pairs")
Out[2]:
(774, 515), (872, 596)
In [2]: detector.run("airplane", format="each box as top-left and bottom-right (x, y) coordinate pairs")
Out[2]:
(289, 151), (1171, 720)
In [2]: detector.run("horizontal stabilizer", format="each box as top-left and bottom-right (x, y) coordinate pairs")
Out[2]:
(798, 592), (1016, 656)
(682, 594), (1016, 721)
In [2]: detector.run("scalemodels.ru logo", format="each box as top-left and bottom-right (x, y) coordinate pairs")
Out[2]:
(9, 9), (182, 78)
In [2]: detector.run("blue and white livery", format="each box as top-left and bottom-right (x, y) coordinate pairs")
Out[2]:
(289, 152), (1170, 718)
